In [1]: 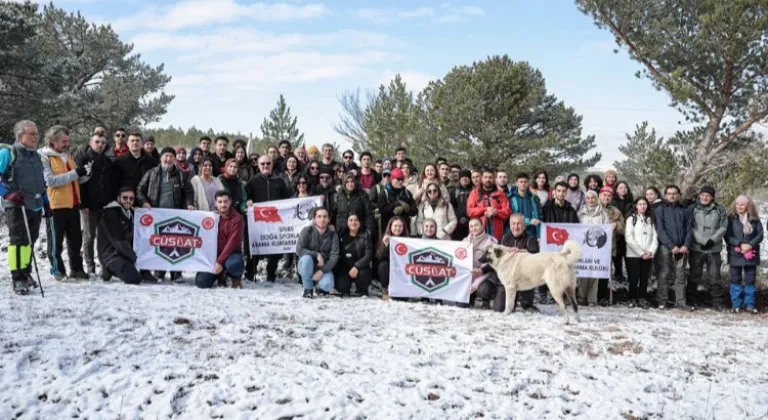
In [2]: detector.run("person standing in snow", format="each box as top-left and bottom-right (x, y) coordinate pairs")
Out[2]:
(296, 207), (340, 299)
(195, 190), (245, 289)
(97, 187), (141, 284)
(688, 186), (727, 309)
(655, 185), (694, 310)
(40, 125), (92, 281)
(76, 134), (113, 276)
(725, 195), (764, 314)
(0, 120), (47, 294)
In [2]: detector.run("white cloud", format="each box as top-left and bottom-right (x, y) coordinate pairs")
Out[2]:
(355, 5), (481, 24)
(112, 0), (330, 30)
(377, 70), (435, 93)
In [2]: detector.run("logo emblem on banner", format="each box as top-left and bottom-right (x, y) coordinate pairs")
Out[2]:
(405, 247), (457, 292)
(546, 225), (570, 245)
(253, 206), (282, 222)
(149, 217), (202, 264)
(584, 226), (608, 249)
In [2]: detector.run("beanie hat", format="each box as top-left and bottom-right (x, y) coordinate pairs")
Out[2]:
(459, 169), (472, 179)
(390, 168), (405, 180)
(160, 147), (176, 158)
(699, 185), (715, 198)
(599, 186), (614, 197)
(307, 145), (319, 154)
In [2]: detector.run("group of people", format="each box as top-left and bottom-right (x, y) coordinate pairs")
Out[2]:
(1, 120), (763, 314)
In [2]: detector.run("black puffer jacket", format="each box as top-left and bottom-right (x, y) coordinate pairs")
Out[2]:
(136, 165), (194, 209)
(378, 183), (417, 230)
(335, 175), (374, 234)
(541, 199), (579, 224)
(97, 201), (136, 267)
(245, 172), (290, 203)
(337, 231), (373, 271)
(77, 147), (113, 210)
(112, 152), (157, 193)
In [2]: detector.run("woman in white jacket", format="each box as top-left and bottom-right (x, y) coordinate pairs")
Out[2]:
(624, 197), (658, 308)
(416, 182), (457, 240)
(577, 190), (610, 305)
(189, 157), (225, 211)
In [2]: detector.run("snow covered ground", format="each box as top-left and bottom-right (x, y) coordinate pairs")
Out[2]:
(1, 225), (768, 419)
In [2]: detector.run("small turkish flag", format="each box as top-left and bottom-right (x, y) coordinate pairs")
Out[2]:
(253, 206), (282, 223)
(546, 226), (569, 246)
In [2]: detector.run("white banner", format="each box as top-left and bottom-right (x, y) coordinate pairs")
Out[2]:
(133, 208), (219, 273)
(539, 223), (613, 278)
(388, 237), (473, 303)
(247, 197), (323, 255)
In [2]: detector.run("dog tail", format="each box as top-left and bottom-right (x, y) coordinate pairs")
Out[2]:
(560, 240), (582, 265)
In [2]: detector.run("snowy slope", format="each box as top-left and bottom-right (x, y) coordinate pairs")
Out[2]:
(1, 224), (768, 420)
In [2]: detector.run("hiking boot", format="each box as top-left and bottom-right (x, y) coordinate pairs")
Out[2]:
(231, 278), (242, 289)
(676, 304), (695, 312)
(303, 289), (313, 299)
(657, 304), (666, 310)
(747, 307), (758, 314)
(170, 272), (183, 282)
(381, 290), (390, 301)
(732, 307), (742, 314)
(51, 270), (65, 281)
(217, 274), (228, 287)
(100, 268), (113, 282)
(266, 275), (276, 283)
(12, 279), (30, 295)
(141, 271), (159, 283)
(316, 289), (329, 297)
(70, 270), (89, 280)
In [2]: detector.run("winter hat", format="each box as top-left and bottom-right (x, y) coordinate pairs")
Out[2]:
(174, 146), (186, 154)
(307, 145), (319, 154)
(160, 147), (176, 158)
(599, 186), (614, 197)
(390, 168), (405, 180)
(699, 185), (715, 198)
(459, 169), (472, 179)
(143, 136), (156, 145)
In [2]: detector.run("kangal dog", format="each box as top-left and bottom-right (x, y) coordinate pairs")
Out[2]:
(484, 240), (582, 324)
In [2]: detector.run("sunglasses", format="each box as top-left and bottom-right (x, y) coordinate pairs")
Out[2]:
(309, 167), (319, 171)
(343, 156), (352, 160)
(120, 196), (135, 201)
(115, 133), (126, 138)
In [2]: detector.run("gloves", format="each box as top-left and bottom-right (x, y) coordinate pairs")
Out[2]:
(702, 239), (715, 250)
(76, 162), (93, 177)
(745, 250), (757, 260)
(398, 201), (411, 214)
(393, 206), (404, 216)
(3, 191), (24, 206)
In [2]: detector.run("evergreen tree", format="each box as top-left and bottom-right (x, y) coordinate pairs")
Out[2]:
(613, 122), (677, 192)
(260, 94), (305, 149)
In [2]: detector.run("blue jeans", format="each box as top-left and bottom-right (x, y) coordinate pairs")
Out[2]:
(730, 265), (757, 309)
(195, 253), (244, 289)
(298, 255), (334, 292)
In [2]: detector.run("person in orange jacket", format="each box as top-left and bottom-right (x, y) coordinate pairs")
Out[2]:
(466, 167), (511, 241)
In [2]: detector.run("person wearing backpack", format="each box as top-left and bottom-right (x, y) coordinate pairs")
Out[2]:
(0, 121), (48, 294)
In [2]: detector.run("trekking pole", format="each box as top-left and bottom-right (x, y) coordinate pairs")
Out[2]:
(21, 206), (44, 297)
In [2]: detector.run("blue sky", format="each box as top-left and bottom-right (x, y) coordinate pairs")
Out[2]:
(44, 0), (693, 167)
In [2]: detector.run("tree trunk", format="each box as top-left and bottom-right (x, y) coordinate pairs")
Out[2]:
(680, 117), (721, 199)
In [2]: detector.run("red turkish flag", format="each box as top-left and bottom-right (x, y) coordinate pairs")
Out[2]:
(546, 226), (569, 246)
(253, 206), (282, 223)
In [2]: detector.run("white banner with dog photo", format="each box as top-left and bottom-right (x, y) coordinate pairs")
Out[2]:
(134, 208), (219, 273)
(247, 197), (324, 256)
(388, 237), (473, 303)
(540, 223), (613, 278)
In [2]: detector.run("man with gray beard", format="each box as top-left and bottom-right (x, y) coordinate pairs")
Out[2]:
(137, 147), (195, 282)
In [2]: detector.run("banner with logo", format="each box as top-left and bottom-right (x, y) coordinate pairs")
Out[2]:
(247, 197), (324, 255)
(134, 208), (219, 273)
(540, 223), (613, 278)
(388, 237), (473, 303)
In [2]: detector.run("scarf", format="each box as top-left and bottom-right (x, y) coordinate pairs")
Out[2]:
(736, 195), (753, 235)
(469, 231), (489, 247)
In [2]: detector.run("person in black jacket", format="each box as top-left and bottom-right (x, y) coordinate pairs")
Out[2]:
(97, 188), (142, 284)
(451, 170), (473, 240)
(655, 185), (694, 310)
(245, 155), (290, 281)
(377, 168), (417, 231)
(335, 173), (374, 235)
(312, 168), (338, 221)
(492, 214), (540, 312)
(112, 132), (157, 194)
(537, 181), (579, 303)
(335, 214), (373, 296)
(77, 134), (113, 274)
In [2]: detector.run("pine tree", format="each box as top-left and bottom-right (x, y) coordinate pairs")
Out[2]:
(260, 94), (305, 149)
(613, 122), (677, 192)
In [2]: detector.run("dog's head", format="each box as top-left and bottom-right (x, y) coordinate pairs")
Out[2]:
(480, 245), (509, 267)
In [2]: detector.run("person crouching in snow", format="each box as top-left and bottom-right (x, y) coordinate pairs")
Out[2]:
(725, 195), (764, 314)
(465, 217), (498, 309)
(98, 187), (141, 284)
(195, 190), (244, 289)
(297, 207), (340, 299)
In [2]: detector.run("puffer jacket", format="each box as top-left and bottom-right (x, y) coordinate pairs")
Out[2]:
(726, 216), (764, 267)
(335, 177), (374, 235)
(280, 169), (301, 191)
(578, 204), (610, 225)
(136, 165), (194, 209)
(296, 224), (340, 273)
(625, 214), (658, 258)
(655, 201), (693, 249)
(416, 200), (457, 239)
(690, 201), (727, 253)
(378, 183), (417, 231)
(97, 201), (135, 267)
(337, 231), (373, 271)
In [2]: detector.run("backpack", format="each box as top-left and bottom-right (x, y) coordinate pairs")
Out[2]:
(0, 143), (17, 181)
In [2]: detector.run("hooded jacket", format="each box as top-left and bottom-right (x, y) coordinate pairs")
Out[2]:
(466, 185), (511, 241)
(417, 199), (458, 240)
(97, 201), (135, 267)
(136, 164), (194, 209)
(625, 213), (659, 258)
(378, 182), (417, 230)
(76, 147), (113, 211)
(690, 200), (727, 253)
(216, 210), (243, 265)
(508, 187), (541, 237)
(296, 223), (340, 273)
(40, 146), (87, 210)
(187, 147), (202, 176)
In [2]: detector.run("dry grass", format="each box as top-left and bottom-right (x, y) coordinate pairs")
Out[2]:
(607, 340), (644, 355)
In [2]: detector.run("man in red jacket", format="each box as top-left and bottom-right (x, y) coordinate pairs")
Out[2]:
(195, 190), (245, 289)
(466, 168), (512, 240)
